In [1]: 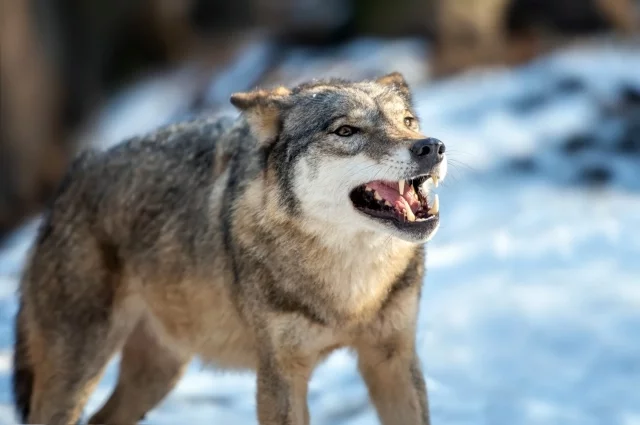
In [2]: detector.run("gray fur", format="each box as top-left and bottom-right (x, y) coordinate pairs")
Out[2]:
(13, 73), (443, 425)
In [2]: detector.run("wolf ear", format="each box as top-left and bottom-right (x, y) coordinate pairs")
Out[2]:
(230, 87), (291, 144)
(376, 72), (411, 99)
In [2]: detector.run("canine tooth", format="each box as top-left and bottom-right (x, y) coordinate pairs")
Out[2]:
(365, 186), (373, 192)
(384, 200), (392, 207)
(419, 179), (429, 194)
(374, 191), (382, 201)
(427, 194), (439, 215)
(406, 209), (416, 222)
(432, 175), (439, 188)
(398, 180), (405, 194)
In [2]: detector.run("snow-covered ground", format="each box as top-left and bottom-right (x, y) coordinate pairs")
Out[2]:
(1, 40), (639, 425)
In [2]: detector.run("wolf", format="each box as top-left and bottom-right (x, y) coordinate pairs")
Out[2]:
(12, 72), (447, 425)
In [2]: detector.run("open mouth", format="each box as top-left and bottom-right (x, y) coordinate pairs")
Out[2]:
(349, 175), (440, 224)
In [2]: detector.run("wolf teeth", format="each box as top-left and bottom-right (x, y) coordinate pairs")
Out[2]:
(406, 208), (416, 222)
(427, 194), (439, 215)
(398, 180), (405, 194)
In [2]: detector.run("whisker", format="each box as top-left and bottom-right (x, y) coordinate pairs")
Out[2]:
(447, 160), (477, 173)
(445, 149), (477, 157)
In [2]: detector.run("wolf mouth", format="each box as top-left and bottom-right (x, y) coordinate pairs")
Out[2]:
(350, 175), (439, 224)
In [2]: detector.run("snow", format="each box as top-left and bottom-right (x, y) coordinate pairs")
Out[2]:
(1, 40), (639, 425)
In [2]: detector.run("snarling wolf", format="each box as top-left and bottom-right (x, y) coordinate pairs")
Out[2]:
(13, 72), (447, 425)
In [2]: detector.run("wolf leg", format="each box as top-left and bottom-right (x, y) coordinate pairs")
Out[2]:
(26, 307), (134, 425)
(254, 328), (313, 425)
(88, 319), (192, 424)
(256, 356), (312, 425)
(357, 344), (430, 425)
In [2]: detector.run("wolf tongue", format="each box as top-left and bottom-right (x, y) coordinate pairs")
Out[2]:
(396, 197), (416, 221)
(401, 185), (421, 212)
(365, 181), (421, 218)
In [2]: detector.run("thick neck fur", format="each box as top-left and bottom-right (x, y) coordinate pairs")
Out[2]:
(231, 170), (418, 325)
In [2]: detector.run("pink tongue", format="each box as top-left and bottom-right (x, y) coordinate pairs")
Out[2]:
(366, 181), (421, 214)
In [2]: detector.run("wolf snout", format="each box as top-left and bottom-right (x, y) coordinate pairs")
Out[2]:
(410, 138), (445, 162)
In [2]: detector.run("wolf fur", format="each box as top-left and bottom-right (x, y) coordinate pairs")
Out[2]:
(13, 72), (447, 425)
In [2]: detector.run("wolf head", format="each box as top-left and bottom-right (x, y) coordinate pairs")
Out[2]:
(230, 73), (447, 244)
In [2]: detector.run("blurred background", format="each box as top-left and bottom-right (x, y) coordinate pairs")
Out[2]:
(0, 0), (639, 424)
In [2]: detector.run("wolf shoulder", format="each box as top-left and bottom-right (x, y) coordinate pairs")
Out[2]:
(62, 115), (235, 194)
(42, 115), (237, 240)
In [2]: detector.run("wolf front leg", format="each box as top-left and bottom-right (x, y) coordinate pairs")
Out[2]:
(254, 318), (314, 425)
(358, 344), (430, 424)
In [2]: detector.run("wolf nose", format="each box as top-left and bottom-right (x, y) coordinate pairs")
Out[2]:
(410, 138), (445, 159)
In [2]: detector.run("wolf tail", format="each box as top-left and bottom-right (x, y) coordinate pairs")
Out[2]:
(12, 303), (34, 423)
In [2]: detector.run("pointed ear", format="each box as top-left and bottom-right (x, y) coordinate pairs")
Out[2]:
(376, 72), (411, 99)
(230, 86), (291, 144)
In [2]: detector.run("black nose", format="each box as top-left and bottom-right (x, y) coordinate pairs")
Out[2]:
(410, 137), (446, 159)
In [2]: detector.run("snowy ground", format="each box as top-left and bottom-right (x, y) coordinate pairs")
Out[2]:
(1, 40), (639, 425)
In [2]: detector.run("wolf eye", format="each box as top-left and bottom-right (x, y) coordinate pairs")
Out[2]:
(335, 125), (358, 137)
(404, 117), (416, 128)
